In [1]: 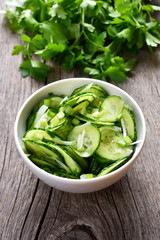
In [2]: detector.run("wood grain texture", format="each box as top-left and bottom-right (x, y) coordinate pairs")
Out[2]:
(0, 1), (160, 240)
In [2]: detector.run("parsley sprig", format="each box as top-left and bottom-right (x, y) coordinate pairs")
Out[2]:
(5, 0), (160, 82)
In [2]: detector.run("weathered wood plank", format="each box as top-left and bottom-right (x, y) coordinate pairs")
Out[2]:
(0, 4), (47, 240)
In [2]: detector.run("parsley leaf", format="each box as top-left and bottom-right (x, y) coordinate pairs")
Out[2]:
(145, 32), (160, 47)
(104, 66), (127, 83)
(12, 45), (25, 55)
(40, 22), (68, 45)
(19, 60), (50, 81)
(35, 43), (65, 60)
(49, 4), (67, 19)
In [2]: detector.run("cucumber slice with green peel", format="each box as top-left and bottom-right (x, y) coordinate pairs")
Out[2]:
(59, 92), (96, 110)
(49, 96), (63, 108)
(88, 156), (102, 175)
(75, 114), (115, 126)
(96, 126), (133, 162)
(71, 84), (108, 108)
(72, 85), (106, 98)
(53, 118), (73, 139)
(23, 139), (63, 162)
(24, 129), (62, 143)
(90, 84), (109, 95)
(76, 93), (96, 104)
(76, 95), (124, 123)
(42, 94), (63, 108)
(71, 84), (108, 97)
(97, 158), (128, 177)
(70, 100), (90, 115)
(48, 116), (66, 130)
(97, 96), (124, 122)
(68, 123), (101, 157)
(122, 108), (137, 141)
(29, 155), (65, 172)
(47, 143), (82, 175)
(24, 140), (72, 173)
(65, 146), (88, 170)
(26, 111), (37, 130)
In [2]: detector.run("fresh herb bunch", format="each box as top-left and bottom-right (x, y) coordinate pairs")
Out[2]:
(5, 0), (160, 82)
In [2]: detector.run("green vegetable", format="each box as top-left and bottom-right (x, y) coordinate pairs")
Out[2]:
(4, 0), (160, 82)
(22, 83), (139, 178)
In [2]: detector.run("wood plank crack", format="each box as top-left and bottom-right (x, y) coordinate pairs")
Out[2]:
(110, 190), (126, 240)
(0, 122), (9, 180)
(1, 166), (24, 238)
(19, 179), (40, 239)
(51, 191), (64, 228)
(34, 187), (53, 240)
(126, 175), (141, 217)
(95, 192), (113, 239)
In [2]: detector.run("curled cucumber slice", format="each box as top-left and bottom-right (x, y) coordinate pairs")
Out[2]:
(96, 126), (133, 162)
(98, 96), (124, 122)
(122, 108), (137, 141)
(68, 123), (100, 157)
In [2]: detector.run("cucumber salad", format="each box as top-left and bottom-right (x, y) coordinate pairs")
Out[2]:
(22, 83), (138, 179)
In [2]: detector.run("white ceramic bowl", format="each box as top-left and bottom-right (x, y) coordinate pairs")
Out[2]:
(14, 78), (146, 193)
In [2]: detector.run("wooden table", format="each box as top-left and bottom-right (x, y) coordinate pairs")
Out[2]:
(0, 3), (160, 240)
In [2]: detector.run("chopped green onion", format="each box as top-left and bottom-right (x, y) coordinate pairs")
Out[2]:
(57, 111), (65, 119)
(80, 173), (94, 179)
(116, 139), (126, 147)
(72, 118), (80, 125)
(40, 119), (48, 127)
(124, 136), (133, 144)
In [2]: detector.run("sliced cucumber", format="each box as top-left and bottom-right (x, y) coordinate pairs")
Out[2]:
(70, 100), (90, 115)
(59, 92), (96, 110)
(65, 146), (88, 170)
(71, 84), (108, 108)
(75, 114), (115, 126)
(90, 84), (109, 95)
(122, 108), (137, 141)
(88, 156), (102, 175)
(26, 111), (37, 130)
(97, 96), (124, 122)
(71, 84), (108, 97)
(53, 118), (72, 139)
(23, 139), (63, 161)
(96, 126), (133, 162)
(97, 158), (127, 177)
(75, 96), (124, 123)
(49, 96), (63, 108)
(29, 155), (63, 171)
(24, 129), (53, 141)
(47, 143), (82, 175)
(24, 129), (62, 143)
(48, 116), (66, 131)
(68, 123), (100, 157)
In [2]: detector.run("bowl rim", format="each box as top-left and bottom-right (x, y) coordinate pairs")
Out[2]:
(14, 77), (146, 184)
